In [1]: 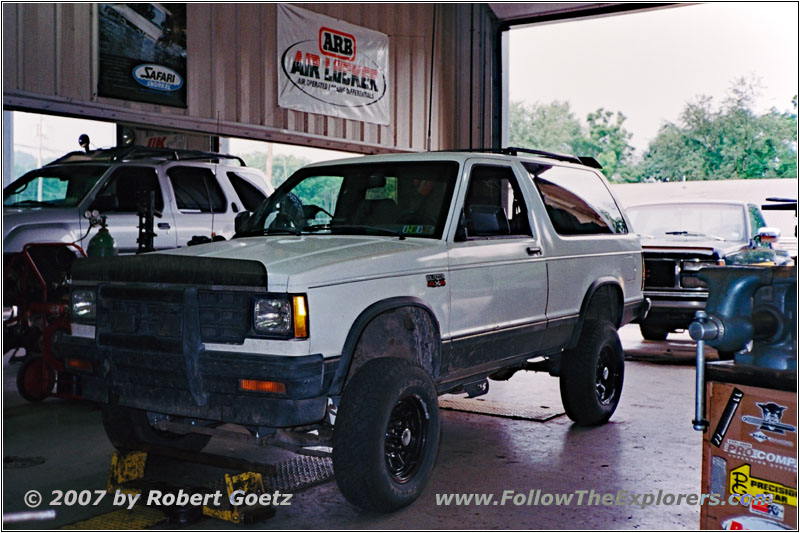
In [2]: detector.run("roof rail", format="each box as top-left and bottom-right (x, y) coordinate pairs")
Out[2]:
(430, 147), (603, 169)
(502, 147), (603, 169)
(47, 146), (247, 166)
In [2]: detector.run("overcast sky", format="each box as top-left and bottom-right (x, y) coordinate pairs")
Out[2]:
(508, 2), (799, 153)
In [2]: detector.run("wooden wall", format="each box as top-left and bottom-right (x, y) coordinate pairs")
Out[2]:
(2, 3), (498, 153)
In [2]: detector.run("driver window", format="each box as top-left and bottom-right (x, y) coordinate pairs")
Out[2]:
(463, 165), (532, 239)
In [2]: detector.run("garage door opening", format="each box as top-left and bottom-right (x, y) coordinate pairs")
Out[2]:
(221, 138), (356, 190)
(503, 3), (798, 184)
(4, 111), (116, 187)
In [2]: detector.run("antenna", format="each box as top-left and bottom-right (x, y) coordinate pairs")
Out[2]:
(202, 173), (215, 237)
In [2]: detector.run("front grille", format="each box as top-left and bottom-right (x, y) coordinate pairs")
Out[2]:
(199, 290), (251, 343)
(97, 285), (255, 351)
(644, 259), (677, 288)
(98, 286), (184, 351)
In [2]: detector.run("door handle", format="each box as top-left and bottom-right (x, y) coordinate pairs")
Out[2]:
(526, 246), (542, 256)
(158, 222), (171, 230)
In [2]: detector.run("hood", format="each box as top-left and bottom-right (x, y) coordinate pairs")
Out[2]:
(3, 207), (81, 253)
(159, 235), (448, 292)
(640, 237), (746, 258)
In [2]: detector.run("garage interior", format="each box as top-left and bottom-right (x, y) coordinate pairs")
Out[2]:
(3, 2), (797, 530)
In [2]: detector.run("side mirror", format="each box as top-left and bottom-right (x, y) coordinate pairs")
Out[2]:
(91, 194), (118, 212)
(453, 210), (468, 242)
(235, 211), (252, 234)
(756, 227), (781, 247)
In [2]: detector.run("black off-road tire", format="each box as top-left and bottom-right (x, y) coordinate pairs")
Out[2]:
(332, 358), (440, 512)
(639, 322), (669, 342)
(560, 320), (625, 426)
(101, 405), (210, 452)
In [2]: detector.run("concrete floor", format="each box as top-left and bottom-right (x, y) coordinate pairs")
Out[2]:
(3, 325), (715, 530)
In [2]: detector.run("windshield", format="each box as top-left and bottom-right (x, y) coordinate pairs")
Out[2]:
(3, 165), (107, 208)
(237, 161), (460, 239)
(627, 204), (746, 242)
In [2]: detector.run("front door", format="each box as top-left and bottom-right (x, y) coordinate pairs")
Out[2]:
(445, 160), (548, 378)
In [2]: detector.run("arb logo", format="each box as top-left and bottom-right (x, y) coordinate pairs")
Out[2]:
(319, 27), (356, 61)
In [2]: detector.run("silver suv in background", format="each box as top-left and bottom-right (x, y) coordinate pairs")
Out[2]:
(3, 146), (273, 258)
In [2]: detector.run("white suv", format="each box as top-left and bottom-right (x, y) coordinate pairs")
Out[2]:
(3, 146), (273, 257)
(56, 148), (647, 512)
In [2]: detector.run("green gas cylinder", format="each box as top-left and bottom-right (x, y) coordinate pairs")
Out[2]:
(87, 216), (118, 257)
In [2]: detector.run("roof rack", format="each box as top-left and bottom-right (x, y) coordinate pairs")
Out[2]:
(431, 147), (603, 169)
(48, 146), (247, 166)
(502, 147), (603, 169)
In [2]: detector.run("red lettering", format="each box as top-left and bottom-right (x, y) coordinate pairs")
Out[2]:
(305, 53), (320, 67)
(147, 137), (167, 148)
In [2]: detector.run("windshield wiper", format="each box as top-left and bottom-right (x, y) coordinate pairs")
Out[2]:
(6, 200), (58, 208)
(329, 224), (406, 240)
(665, 231), (725, 241)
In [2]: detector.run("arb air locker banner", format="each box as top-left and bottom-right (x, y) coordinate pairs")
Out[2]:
(98, 3), (187, 108)
(277, 4), (390, 125)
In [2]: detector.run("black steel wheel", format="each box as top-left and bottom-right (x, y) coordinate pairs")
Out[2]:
(384, 395), (429, 483)
(560, 320), (625, 426)
(594, 344), (622, 406)
(333, 358), (440, 512)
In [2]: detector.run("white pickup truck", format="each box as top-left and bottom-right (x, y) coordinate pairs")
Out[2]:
(55, 148), (648, 512)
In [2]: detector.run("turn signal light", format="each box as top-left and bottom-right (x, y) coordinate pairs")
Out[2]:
(293, 295), (308, 338)
(66, 358), (93, 371)
(239, 379), (287, 394)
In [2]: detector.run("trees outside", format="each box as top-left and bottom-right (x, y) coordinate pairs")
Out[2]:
(508, 101), (638, 182)
(238, 152), (311, 188)
(12, 151), (38, 179)
(508, 78), (797, 183)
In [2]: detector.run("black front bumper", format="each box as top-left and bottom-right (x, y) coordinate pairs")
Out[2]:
(55, 334), (338, 428)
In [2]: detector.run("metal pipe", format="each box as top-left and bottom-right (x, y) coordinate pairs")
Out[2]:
(689, 309), (718, 431)
(693, 337), (708, 431)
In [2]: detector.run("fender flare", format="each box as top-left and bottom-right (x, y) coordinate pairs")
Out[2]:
(328, 297), (442, 395)
(569, 277), (623, 349)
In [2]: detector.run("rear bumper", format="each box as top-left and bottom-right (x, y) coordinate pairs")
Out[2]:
(622, 298), (651, 325)
(54, 334), (337, 428)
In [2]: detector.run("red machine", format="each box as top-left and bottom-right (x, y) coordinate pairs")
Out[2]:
(4, 242), (86, 402)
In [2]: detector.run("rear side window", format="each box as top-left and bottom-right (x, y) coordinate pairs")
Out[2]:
(228, 172), (267, 211)
(523, 163), (628, 235)
(167, 166), (226, 213)
(96, 166), (163, 212)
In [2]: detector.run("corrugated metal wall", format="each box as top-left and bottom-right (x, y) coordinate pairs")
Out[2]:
(2, 3), (498, 153)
